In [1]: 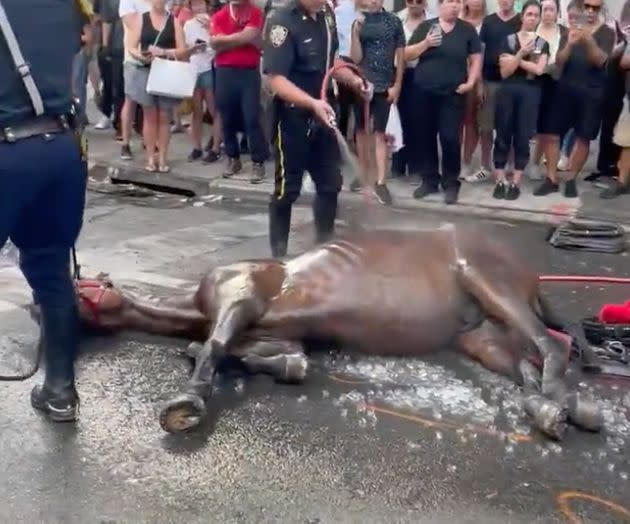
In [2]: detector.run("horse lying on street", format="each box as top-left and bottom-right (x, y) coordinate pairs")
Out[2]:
(67, 224), (603, 440)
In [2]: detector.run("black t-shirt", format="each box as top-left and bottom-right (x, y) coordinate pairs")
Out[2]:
(408, 18), (481, 95)
(479, 13), (521, 82)
(498, 33), (550, 84)
(560, 23), (615, 89)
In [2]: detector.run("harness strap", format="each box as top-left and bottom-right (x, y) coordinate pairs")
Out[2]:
(76, 279), (111, 326)
(0, 0), (45, 116)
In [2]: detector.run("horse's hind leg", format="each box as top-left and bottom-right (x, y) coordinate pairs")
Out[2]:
(160, 275), (267, 434)
(458, 322), (569, 440)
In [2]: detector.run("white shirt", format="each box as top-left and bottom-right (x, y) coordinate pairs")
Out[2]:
(184, 18), (215, 74)
(119, 0), (151, 17)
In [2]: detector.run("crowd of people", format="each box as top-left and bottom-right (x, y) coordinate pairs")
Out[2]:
(75, 0), (630, 206)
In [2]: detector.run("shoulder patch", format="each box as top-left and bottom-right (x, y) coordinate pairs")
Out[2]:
(269, 24), (289, 47)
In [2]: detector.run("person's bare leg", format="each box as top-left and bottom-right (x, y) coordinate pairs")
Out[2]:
(563, 137), (589, 197)
(374, 132), (388, 185)
(142, 106), (158, 169)
(121, 97), (136, 149)
(480, 130), (493, 171)
(533, 134), (561, 196)
(204, 89), (222, 155)
(600, 147), (630, 198)
(354, 128), (370, 187)
(191, 89), (204, 152)
(157, 107), (172, 170)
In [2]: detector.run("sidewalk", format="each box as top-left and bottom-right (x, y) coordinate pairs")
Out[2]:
(85, 123), (629, 227)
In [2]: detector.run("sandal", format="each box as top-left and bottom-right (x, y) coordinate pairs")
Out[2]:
(145, 163), (157, 172)
(158, 164), (170, 173)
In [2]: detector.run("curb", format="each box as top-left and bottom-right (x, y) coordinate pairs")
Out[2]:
(90, 160), (629, 230)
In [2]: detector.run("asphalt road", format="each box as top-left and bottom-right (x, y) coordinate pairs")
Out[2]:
(0, 181), (629, 524)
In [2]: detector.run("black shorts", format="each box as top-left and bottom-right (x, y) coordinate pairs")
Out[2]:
(547, 81), (605, 141)
(353, 91), (391, 133)
(536, 74), (557, 135)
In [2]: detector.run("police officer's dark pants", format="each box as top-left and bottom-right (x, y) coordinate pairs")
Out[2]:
(214, 66), (269, 163)
(0, 131), (86, 414)
(391, 68), (416, 176)
(494, 82), (540, 171)
(269, 107), (342, 257)
(595, 63), (624, 176)
(97, 49), (114, 121)
(413, 89), (465, 189)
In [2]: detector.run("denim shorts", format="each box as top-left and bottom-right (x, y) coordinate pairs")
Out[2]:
(196, 69), (214, 91)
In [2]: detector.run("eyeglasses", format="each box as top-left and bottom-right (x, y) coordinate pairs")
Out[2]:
(583, 2), (601, 11)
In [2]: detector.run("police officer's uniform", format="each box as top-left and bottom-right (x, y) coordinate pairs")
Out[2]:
(0, 0), (89, 421)
(262, 0), (343, 258)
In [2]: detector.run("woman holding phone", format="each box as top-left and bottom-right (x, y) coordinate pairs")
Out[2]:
(404, 0), (482, 204)
(492, 0), (550, 200)
(181, 0), (223, 163)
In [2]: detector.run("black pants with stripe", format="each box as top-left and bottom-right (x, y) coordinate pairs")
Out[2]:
(268, 102), (342, 257)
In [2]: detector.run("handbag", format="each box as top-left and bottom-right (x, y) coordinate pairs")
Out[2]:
(145, 15), (197, 99)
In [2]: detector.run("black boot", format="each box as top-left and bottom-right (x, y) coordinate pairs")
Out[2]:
(269, 201), (292, 258)
(313, 193), (338, 244)
(31, 305), (80, 422)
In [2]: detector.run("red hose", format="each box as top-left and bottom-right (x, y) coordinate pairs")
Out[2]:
(320, 62), (373, 199)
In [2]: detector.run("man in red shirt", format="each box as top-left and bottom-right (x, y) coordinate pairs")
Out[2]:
(210, 0), (269, 183)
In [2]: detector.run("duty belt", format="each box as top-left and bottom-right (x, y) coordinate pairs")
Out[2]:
(0, 115), (70, 143)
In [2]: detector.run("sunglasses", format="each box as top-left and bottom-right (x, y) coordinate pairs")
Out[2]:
(583, 2), (601, 11)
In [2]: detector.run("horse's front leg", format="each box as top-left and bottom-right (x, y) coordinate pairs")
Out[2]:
(159, 282), (267, 433)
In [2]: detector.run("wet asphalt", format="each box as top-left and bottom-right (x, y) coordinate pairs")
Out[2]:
(0, 182), (629, 524)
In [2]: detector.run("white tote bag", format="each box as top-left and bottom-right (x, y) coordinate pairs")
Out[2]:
(146, 57), (197, 99)
(385, 103), (404, 153)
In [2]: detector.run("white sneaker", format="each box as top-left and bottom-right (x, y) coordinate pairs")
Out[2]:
(459, 165), (473, 180)
(464, 168), (491, 183)
(557, 156), (569, 171)
(94, 116), (111, 130)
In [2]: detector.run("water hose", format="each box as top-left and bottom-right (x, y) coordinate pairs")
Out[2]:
(320, 62), (374, 198)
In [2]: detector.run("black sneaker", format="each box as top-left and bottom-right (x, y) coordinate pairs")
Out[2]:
(222, 157), (242, 178)
(564, 179), (578, 198)
(250, 162), (266, 184)
(202, 150), (220, 164)
(31, 385), (79, 422)
(443, 185), (459, 205)
(374, 183), (392, 205)
(120, 144), (132, 160)
(600, 180), (630, 199)
(533, 177), (559, 196)
(413, 183), (439, 199)
(188, 148), (203, 162)
(492, 181), (506, 199)
(505, 183), (521, 200)
(349, 177), (363, 192)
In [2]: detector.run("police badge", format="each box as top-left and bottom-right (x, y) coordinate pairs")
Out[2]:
(269, 25), (289, 47)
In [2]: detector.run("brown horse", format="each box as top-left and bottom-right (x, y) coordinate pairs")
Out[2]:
(72, 224), (602, 440)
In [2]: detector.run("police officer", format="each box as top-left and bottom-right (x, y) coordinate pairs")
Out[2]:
(262, 0), (370, 258)
(0, 0), (91, 422)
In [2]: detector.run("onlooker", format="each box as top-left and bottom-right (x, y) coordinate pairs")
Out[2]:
(529, 0), (566, 180)
(72, 11), (94, 126)
(492, 0), (549, 200)
(392, 0), (427, 181)
(459, 0), (486, 180)
(349, 0), (406, 205)
(126, 0), (187, 172)
(470, 0), (520, 183)
(119, 0), (152, 159)
(182, 0), (223, 163)
(405, 0), (482, 204)
(533, 0), (615, 198)
(100, 0), (127, 140)
(211, 0), (269, 184)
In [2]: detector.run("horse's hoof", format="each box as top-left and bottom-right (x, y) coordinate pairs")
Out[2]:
(524, 396), (568, 441)
(566, 393), (603, 432)
(160, 393), (206, 433)
(283, 354), (309, 383)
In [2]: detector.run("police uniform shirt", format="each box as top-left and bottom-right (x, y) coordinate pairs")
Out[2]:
(262, 0), (339, 99)
(0, 1), (84, 128)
